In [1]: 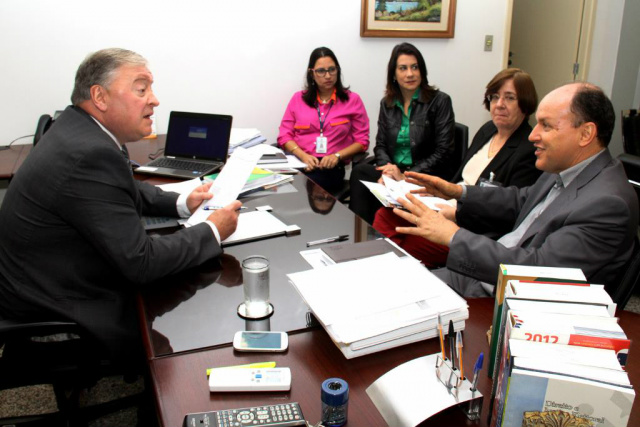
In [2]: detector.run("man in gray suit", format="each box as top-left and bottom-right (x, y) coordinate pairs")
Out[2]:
(0, 48), (241, 362)
(392, 82), (638, 297)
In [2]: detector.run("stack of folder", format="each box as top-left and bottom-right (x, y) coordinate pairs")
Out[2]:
(288, 251), (469, 359)
(228, 128), (267, 153)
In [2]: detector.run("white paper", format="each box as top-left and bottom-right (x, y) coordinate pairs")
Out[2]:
(287, 253), (440, 327)
(186, 147), (262, 227)
(259, 155), (308, 170)
(230, 128), (261, 147)
(361, 179), (452, 211)
(222, 210), (289, 246)
(156, 177), (203, 195)
(366, 353), (481, 427)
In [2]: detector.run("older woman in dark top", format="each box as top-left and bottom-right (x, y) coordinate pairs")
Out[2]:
(349, 42), (455, 224)
(374, 68), (541, 267)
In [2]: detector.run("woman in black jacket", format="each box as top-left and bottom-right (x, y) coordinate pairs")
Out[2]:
(349, 42), (455, 224)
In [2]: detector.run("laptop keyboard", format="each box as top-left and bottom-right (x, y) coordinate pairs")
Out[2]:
(148, 158), (216, 172)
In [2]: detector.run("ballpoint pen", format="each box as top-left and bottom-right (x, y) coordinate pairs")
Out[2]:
(470, 352), (484, 391)
(203, 206), (247, 211)
(448, 320), (456, 371)
(437, 313), (446, 360)
(456, 331), (464, 380)
(306, 234), (349, 247)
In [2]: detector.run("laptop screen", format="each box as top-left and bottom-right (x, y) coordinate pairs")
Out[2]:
(164, 111), (232, 161)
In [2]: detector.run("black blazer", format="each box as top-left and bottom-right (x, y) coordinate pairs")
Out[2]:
(0, 106), (222, 362)
(450, 120), (541, 188)
(374, 90), (456, 180)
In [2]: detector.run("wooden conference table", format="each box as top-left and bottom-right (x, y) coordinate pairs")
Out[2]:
(3, 139), (638, 426)
(0, 144), (31, 180)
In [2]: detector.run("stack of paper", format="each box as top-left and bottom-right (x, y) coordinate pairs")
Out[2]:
(206, 167), (293, 197)
(287, 253), (469, 359)
(229, 128), (267, 153)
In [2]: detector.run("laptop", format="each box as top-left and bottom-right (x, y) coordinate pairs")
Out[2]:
(135, 111), (232, 179)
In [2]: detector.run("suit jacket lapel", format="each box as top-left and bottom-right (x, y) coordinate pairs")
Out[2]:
(517, 150), (612, 245)
(485, 120), (532, 176)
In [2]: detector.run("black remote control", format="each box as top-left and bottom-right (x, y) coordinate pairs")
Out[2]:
(183, 402), (306, 427)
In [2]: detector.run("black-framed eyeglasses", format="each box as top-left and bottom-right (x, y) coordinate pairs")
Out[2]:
(311, 67), (338, 77)
(486, 93), (518, 104)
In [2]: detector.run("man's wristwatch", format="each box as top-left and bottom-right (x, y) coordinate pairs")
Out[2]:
(334, 152), (341, 160)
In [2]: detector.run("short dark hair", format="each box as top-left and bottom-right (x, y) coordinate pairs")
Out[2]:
(483, 68), (538, 118)
(302, 47), (350, 108)
(71, 48), (147, 106)
(384, 43), (437, 107)
(569, 83), (615, 147)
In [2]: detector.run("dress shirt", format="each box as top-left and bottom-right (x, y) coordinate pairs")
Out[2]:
(90, 116), (221, 243)
(277, 90), (369, 157)
(392, 90), (420, 168)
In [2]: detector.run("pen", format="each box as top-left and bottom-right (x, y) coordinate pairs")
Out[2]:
(306, 234), (349, 247)
(470, 352), (484, 391)
(456, 331), (464, 380)
(206, 361), (276, 376)
(448, 320), (456, 371)
(437, 313), (446, 360)
(203, 206), (247, 211)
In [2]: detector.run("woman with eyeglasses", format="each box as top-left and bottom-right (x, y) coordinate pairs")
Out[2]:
(373, 68), (541, 267)
(349, 42), (455, 224)
(278, 47), (369, 196)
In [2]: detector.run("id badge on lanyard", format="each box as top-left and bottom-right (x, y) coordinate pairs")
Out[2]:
(315, 102), (333, 154)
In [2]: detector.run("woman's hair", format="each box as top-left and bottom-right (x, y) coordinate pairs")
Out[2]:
(483, 68), (538, 118)
(384, 42), (437, 107)
(302, 47), (350, 108)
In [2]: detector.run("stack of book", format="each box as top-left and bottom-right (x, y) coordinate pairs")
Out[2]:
(228, 128), (267, 153)
(205, 167), (292, 196)
(287, 245), (469, 359)
(487, 265), (635, 427)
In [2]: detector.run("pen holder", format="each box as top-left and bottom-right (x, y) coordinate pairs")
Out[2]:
(435, 355), (483, 421)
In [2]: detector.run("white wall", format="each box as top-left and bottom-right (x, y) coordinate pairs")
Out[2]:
(0, 0), (510, 149)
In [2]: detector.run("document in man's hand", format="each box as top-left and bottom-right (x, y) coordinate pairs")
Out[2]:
(186, 147), (262, 227)
(360, 177), (453, 211)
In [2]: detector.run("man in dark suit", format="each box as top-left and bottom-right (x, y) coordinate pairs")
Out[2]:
(0, 48), (241, 362)
(392, 82), (638, 297)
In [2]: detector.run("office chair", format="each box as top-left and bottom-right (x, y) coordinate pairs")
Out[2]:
(336, 122), (469, 204)
(33, 111), (63, 146)
(609, 237), (640, 311)
(0, 317), (144, 426)
(622, 110), (640, 156)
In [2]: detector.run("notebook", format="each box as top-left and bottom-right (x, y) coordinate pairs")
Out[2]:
(135, 111), (232, 179)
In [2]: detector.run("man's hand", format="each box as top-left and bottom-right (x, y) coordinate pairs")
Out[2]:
(377, 163), (404, 182)
(206, 200), (242, 241)
(393, 193), (460, 247)
(186, 182), (214, 213)
(319, 154), (339, 169)
(404, 171), (463, 200)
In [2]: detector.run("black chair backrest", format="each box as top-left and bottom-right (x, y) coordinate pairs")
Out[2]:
(610, 237), (640, 310)
(622, 110), (640, 156)
(453, 122), (469, 172)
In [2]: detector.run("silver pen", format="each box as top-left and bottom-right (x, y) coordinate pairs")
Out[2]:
(306, 234), (349, 247)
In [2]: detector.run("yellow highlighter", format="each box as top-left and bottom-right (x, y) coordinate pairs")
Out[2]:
(206, 361), (276, 377)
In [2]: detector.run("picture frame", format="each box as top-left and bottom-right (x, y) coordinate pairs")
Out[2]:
(360, 0), (457, 39)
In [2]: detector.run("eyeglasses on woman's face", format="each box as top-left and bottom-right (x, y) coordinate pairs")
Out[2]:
(311, 66), (338, 77)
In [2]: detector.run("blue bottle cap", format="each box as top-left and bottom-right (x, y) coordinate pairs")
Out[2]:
(321, 378), (349, 406)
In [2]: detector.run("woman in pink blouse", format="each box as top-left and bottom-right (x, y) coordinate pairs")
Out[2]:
(277, 47), (370, 195)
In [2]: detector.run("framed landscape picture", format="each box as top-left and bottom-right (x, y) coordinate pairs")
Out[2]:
(360, 0), (457, 38)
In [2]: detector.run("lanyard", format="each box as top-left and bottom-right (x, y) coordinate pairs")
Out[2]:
(316, 101), (334, 136)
